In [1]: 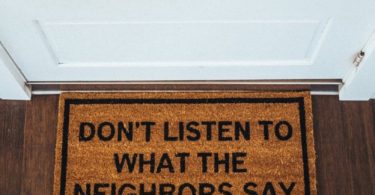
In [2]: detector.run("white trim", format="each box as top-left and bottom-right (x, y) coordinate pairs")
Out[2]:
(310, 91), (339, 95)
(31, 89), (339, 96)
(0, 42), (31, 100)
(28, 80), (342, 85)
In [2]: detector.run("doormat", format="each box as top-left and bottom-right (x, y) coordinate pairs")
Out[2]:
(54, 92), (316, 195)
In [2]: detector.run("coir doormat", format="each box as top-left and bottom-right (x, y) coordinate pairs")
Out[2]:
(54, 92), (316, 195)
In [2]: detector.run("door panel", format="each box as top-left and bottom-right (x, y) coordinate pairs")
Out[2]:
(0, 0), (374, 81)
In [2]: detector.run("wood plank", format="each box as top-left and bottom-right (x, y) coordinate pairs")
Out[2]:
(21, 95), (59, 195)
(0, 101), (26, 195)
(313, 96), (375, 194)
(340, 101), (375, 194)
(30, 83), (339, 93)
(312, 95), (354, 194)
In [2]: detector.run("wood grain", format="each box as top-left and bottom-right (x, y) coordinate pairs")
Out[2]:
(0, 94), (374, 194)
(0, 101), (26, 195)
(312, 96), (375, 194)
(21, 95), (59, 195)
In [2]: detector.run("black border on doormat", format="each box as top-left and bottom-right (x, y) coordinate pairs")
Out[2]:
(59, 97), (310, 195)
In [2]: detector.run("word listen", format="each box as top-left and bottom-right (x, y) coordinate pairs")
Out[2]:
(79, 120), (293, 142)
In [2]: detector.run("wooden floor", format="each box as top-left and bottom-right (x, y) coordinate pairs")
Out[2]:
(1, 95), (374, 194)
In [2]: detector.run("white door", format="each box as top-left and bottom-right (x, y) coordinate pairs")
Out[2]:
(0, 0), (374, 82)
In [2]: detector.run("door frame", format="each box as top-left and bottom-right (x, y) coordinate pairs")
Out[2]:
(0, 43), (31, 100)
